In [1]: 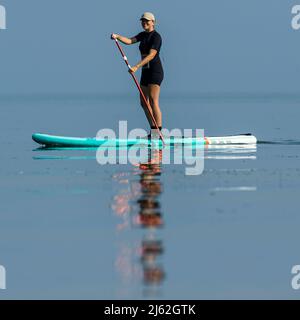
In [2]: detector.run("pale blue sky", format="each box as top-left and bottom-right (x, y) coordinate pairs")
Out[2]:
(0, 0), (299, 95)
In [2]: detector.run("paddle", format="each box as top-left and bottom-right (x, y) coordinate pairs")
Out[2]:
(112, 38), (165, 145)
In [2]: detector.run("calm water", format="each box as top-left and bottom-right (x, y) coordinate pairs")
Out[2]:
(0, 93), (300, 299)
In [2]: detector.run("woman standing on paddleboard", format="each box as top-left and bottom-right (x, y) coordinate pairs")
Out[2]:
(111, 12), (164, 136)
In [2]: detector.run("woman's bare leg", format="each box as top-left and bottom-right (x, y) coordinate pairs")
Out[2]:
(149, 84), (162, 128)
(140, 85), (155, 127)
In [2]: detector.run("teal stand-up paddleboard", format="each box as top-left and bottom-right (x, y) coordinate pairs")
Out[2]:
(32, 133), (257, 148)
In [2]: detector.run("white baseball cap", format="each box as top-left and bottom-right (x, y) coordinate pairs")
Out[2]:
(140, 12), (155, 21)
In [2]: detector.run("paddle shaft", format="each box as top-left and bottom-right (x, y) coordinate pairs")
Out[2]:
(113, 39), (165, 144)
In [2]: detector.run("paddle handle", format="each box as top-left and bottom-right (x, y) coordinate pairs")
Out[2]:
(113, 38), (165, 145)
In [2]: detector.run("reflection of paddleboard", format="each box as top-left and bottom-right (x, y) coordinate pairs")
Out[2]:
(32, 133), (257, 148)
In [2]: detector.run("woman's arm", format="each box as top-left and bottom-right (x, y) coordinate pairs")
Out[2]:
(131, 49), (157, 72)
(111, 33), (137, 45)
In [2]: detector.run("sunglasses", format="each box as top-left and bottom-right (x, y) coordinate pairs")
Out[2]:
(141, 19), (152, 23)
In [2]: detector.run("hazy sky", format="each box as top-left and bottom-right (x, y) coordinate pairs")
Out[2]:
(0, 0), (299, 95)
